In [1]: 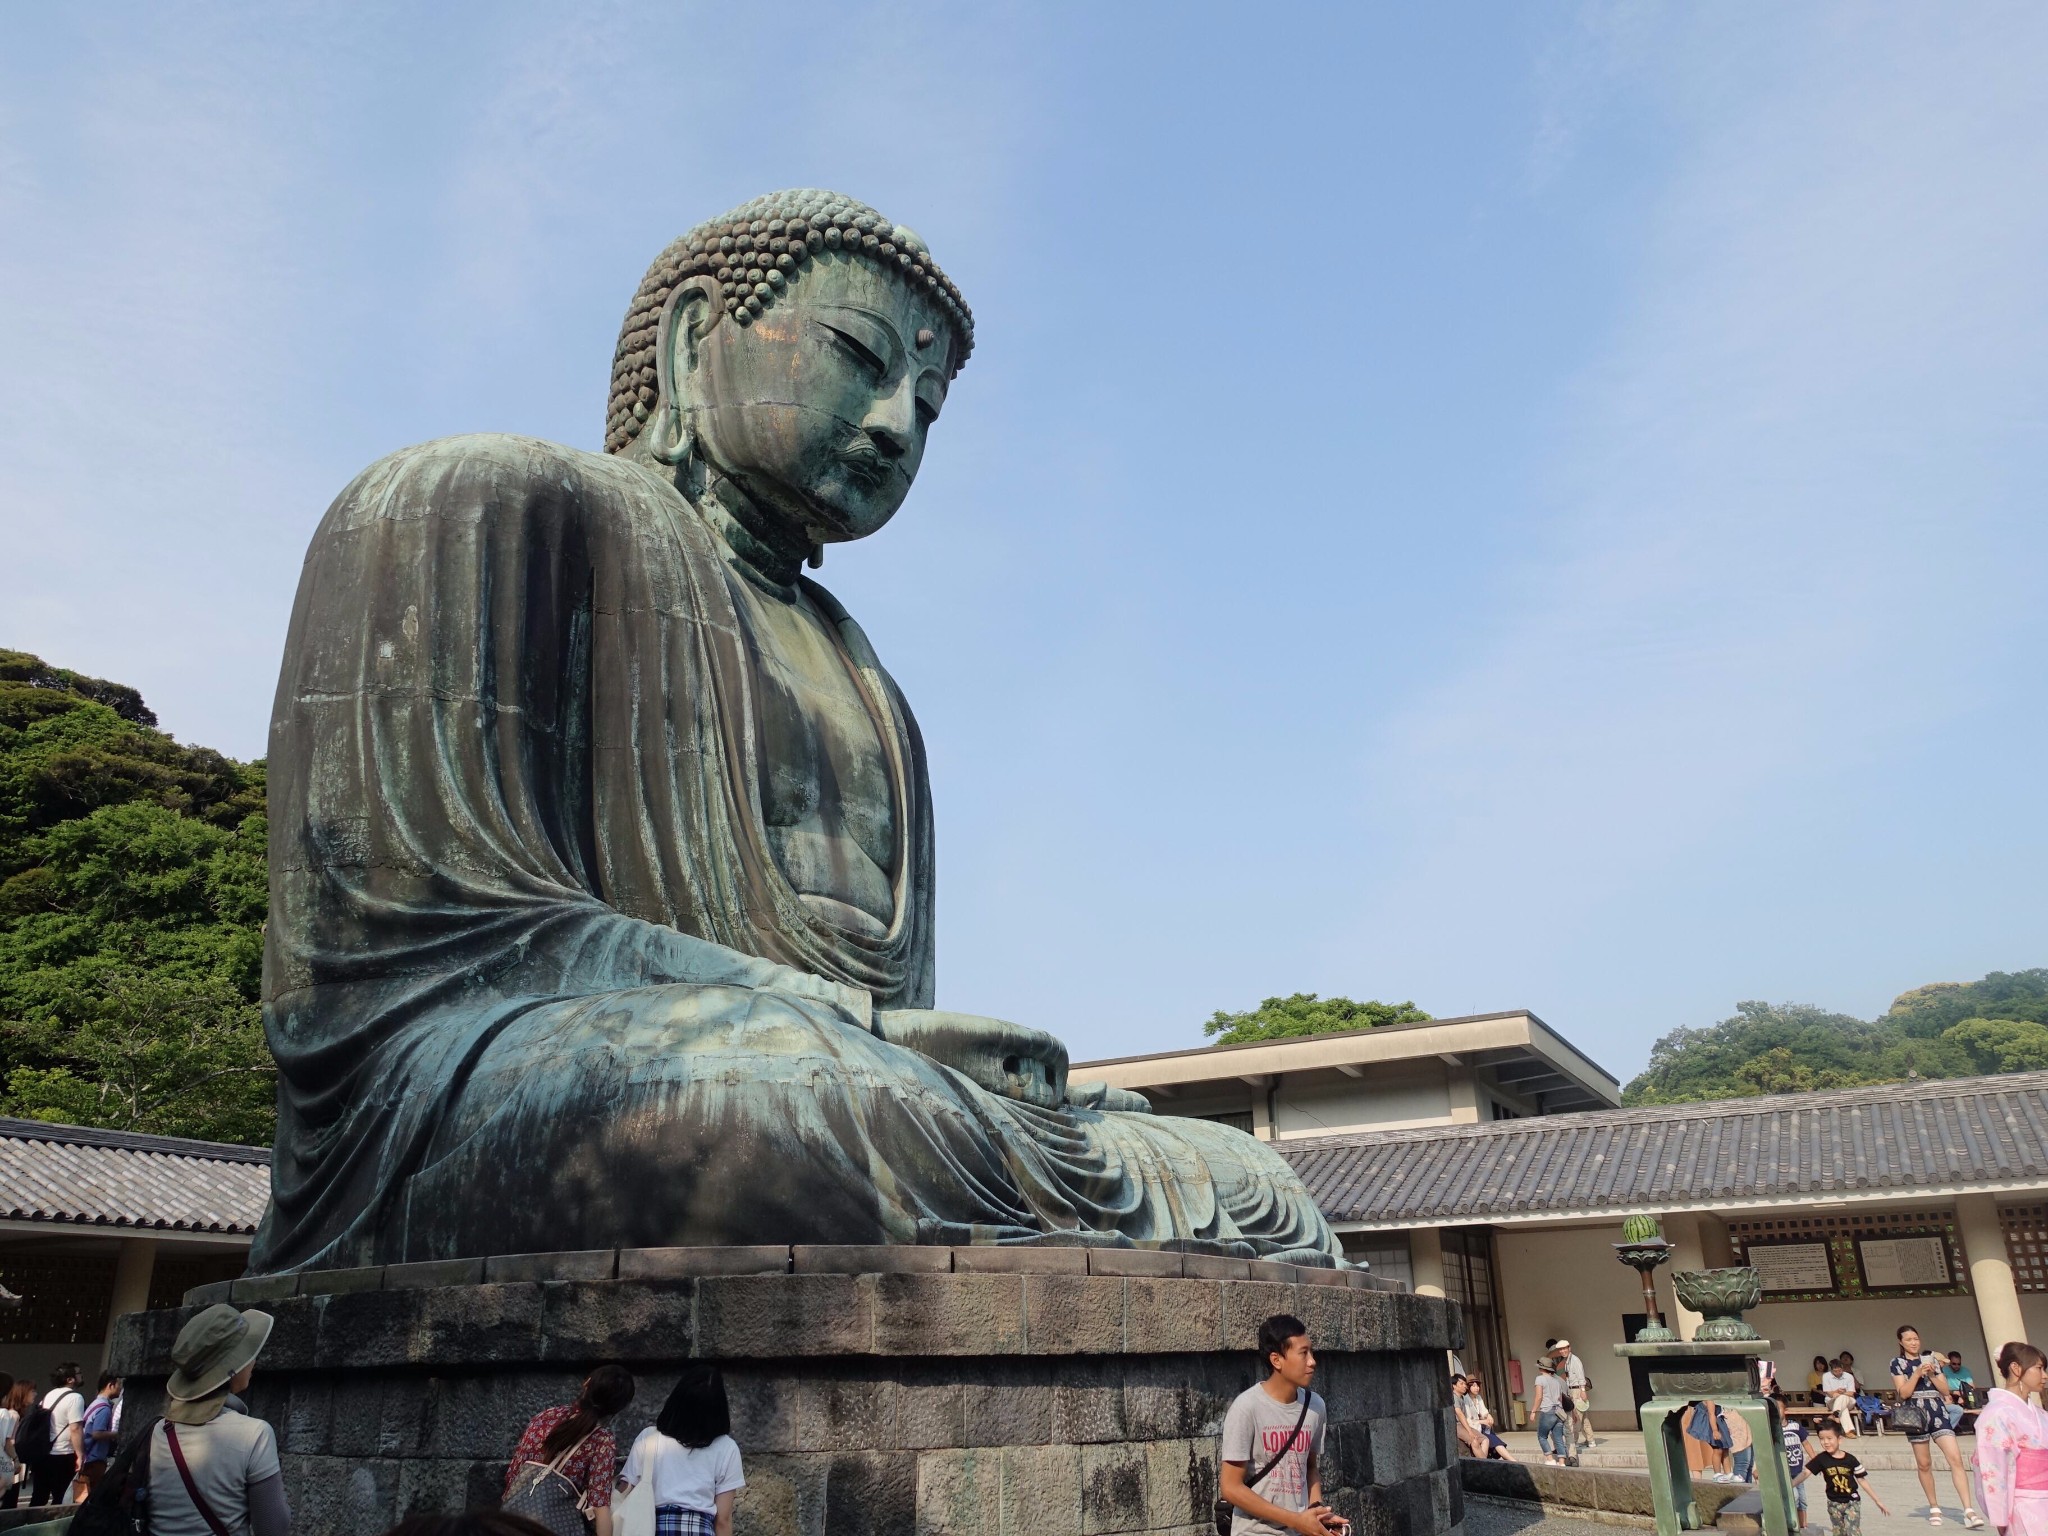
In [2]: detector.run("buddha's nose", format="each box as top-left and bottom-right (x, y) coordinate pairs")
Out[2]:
(862, 376), (916, 459)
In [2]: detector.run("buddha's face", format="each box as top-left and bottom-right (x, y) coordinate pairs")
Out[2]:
(677, 252), (955, 544)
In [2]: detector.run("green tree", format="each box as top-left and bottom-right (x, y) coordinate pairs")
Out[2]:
(1204, 993), (1431, 1046)
(1624, 1001), (1890, 1104)
(1942, 1016), (2048, 1074)
(1623, 976), (2048, 1106)
(5, 969), (272, 1142)
(1886, 971), (2048, 1037)
(0, 651), (271, 1144)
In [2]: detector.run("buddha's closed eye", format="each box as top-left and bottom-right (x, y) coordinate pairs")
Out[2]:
(820, 321), (888, 378)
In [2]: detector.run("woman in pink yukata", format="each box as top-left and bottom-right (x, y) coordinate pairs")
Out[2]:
(1976, 1342), (2048, 1536)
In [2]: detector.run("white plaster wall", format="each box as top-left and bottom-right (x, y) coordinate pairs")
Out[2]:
(1494, 1223), (1649, 1422)
(1272, 1061), (1452, 1138)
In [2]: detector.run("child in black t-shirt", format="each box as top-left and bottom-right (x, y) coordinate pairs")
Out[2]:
(1802, 1420), (1892, 1536)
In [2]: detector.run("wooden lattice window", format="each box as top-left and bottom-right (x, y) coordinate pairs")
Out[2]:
(1999, 1204), (2048, 1294)
(0, 1253), (119, 1345)
(148, 1252), (247, 1311)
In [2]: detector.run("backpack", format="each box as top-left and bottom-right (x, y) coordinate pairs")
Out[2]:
(67, 1417), (158, 1536)
(17, 1389), (77, 1463)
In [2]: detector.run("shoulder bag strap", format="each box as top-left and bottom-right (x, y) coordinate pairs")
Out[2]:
(1247, 1393), (1313, 1490)
(522, 1427), (595, 1479)
(514, 1426), (601, 1513)
(163, 1424), (235, 1536)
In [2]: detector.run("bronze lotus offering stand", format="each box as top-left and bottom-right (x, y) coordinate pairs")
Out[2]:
(1617, 1266), (1794, 1536)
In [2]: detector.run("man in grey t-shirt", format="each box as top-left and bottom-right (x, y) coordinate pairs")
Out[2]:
(1219, 1313), (1348, 1536)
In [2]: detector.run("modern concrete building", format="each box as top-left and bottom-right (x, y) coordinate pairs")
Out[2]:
(1074, 1009), (1621, 1140)
(0, 1118), (266, 1385)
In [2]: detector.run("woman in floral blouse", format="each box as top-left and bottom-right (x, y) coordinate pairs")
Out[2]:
(503, 1365), (636, 1536)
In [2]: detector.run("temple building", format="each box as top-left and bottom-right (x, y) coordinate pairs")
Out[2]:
(1079, 1031), (2048, 1432)
(1074, 1008), (1621, 1137)
(0, 1118), (264, 1384)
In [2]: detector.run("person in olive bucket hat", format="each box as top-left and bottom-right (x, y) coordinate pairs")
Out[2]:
(146, 1304), (292, 1536)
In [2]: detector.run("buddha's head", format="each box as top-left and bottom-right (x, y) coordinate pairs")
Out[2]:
(609, 190), (973, 548)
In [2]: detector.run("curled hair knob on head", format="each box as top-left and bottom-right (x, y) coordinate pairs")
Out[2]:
(605, 187), (974, 455)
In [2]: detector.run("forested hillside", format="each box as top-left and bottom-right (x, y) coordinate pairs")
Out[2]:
(1622, 971), (2048, 1105)
(0, 650), (272, 1143)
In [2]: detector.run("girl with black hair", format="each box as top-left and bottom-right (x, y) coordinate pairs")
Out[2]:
(618, 1366), (745, 1536)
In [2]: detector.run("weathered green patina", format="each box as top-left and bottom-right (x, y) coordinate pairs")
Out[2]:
(252, 190), (1345, 1273)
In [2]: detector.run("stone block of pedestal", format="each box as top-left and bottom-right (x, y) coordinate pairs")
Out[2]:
(111, 1252), (1453, 1536)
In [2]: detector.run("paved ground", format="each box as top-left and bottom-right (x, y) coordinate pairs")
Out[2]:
(1468, 1493), (1642, 1536)
(1472, 1455), (1997, 1536)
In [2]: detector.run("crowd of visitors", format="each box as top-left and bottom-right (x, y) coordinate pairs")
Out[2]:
(1455, 1317), (2048, 1535)
(13, 1296), (2047, 1533)
(0, 1363), (113, 1508)
(11, 1306), (1354, 1536)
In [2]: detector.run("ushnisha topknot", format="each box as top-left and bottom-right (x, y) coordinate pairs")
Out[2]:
(605, 188), (974, 455)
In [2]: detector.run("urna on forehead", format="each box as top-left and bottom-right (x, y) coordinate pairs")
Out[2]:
(605, 188), (975, 454)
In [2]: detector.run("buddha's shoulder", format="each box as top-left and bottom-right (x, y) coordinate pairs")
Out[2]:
(329, 433), (678, 524)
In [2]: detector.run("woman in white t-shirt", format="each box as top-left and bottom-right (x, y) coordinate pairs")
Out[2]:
(618, 1365), (745, 1536)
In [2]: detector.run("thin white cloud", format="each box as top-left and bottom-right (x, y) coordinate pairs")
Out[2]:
(1336, 5), (2048, 1048)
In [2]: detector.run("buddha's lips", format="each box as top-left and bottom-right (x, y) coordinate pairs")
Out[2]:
(835, 435), (891, 491)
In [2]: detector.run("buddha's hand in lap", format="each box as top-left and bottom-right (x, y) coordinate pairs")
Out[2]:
(875, 1009), (1069, 1109)
(756, 963), (873, 1032)
(1065, 1080), (1154, 1114)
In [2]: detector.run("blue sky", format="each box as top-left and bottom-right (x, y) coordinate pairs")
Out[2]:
(4, 3), (2045, 1084)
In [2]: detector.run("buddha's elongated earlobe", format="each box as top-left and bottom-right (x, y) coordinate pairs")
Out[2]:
(652, 275), (721, 467)
(808, 542), (824, 569)
(651, 398), (694, 467)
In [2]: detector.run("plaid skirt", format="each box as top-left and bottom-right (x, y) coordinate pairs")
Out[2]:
(654, 1506), (716, 1536)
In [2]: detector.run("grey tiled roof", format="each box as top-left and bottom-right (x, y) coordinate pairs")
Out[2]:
(0, 1117), (270, 1235)
(1278, 1070), (2048, 1227)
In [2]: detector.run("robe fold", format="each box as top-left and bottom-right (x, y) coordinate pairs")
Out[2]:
(252, 432), (1343, 1272)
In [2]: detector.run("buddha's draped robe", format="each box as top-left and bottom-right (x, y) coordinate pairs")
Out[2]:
(251, 433), (1344, 1272)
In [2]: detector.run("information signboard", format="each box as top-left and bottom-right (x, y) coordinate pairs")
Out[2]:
(1857, 1235), (1951, 1290)
(1748, 1240), (1837, 1293)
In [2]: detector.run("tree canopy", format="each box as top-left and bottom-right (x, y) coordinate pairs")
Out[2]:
(1622, 970), (2048, 1105)
(1204, 993), (1432, 1046)
(0, 650), (271, 1143)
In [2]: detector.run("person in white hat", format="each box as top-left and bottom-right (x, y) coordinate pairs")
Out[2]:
(1553, 1340), (1595, 1455)
(146, 1303), (291, 1536)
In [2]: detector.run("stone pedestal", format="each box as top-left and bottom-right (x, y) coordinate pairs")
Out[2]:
(110, 1246), (1462, 1536)
(1614, 1339), (1794, 1536)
